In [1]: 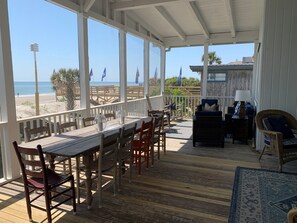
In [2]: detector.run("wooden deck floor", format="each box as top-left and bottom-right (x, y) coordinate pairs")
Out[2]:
(2, 126), (295, 223)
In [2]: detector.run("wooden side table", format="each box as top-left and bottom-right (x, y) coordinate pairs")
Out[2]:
(232, 115), (249, 144)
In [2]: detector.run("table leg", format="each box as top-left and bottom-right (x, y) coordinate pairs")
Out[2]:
(47, 154), (56, 170)
(83, 154), (93, 209)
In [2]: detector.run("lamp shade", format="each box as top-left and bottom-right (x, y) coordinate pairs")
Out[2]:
(235, 90), (251, 102)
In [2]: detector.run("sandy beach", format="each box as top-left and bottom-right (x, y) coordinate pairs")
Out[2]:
(15, 94), (80, 119)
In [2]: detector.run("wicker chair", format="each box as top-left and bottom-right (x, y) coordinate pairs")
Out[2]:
(255, 109), (297, 172)
(288, 207), (297, 223)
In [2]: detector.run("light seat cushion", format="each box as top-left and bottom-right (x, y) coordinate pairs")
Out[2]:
(203, 103), (217, 112)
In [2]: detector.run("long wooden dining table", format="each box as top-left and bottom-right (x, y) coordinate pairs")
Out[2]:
(22, 116), (150, 209)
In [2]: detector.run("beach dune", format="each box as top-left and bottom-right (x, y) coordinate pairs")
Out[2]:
(15, 94), (80, 119)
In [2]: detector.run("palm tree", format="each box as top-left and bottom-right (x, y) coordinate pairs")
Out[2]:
(201, 51), (222, 65)
(50, 68), (80, 110)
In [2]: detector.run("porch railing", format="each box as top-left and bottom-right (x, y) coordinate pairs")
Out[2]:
(15, 95), (233, 143)
(16, 97), (155, 143)
(0, 121), (7, 180)
(165, 95), (235, 118)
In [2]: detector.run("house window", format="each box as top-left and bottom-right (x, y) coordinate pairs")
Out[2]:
(207, 73), (226, 82)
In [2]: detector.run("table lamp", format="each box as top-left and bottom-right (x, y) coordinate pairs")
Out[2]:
(235, 90), (251, 119)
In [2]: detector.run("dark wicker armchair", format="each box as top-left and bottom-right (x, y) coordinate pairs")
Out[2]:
(255, 109), (297, 172)
(193, 114), (224, 148)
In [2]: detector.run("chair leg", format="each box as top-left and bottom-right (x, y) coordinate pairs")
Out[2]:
(138, 150), (141, 175)
(146, 147), (150, 169)
(44, 190), (52, 223)
(118, 160), (125, 190)
(151, 143), (154, 167)
(25, 188), (33, 222)
(129, 154), (132, 183)
(113, 161), (118, 195)
(71, 176), (77, 215)
(163, 133), (166, 155)
(75, 157), (81, 204)
(63, 161), (66, 174)
(259, 146), (267, 160)
(157, 140), (160, 160)
(68, 158), (72, 174)
(98, 172), (103, 208)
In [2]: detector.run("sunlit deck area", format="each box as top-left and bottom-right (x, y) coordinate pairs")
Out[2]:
(1, 0), (297, 222)
(0, 120), (262, 223)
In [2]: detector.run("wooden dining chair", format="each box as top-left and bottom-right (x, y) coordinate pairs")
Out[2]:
(146, 94), (170, 129)
(77, 130), (120, 208)
(118, 123), (136, 189)
(12, 141), (76, 223)
(104, 112), (116, 121)
(151, 115), (163, 165)
(25, 123), (51, 142)
(57, 120), (79, 174)
(82, 116), (95, 127)
(132, 119), (153, 175)
(25, 123), (70, 174)
(57, 120), (78, 134)
(148, 110), (167, 156)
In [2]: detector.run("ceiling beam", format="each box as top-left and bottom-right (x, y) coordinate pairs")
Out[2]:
(156, 6), (186, 41)
(224, 0), (236, 38)
(83, 0), (95, 12)
(111, 0), (190, 11)
(186, 2), (209, 39)
(164, 31), (259, 47)
(46, 0), (80, 13)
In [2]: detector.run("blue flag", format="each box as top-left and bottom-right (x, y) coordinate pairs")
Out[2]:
(178, 67), (182, 86)
(101, 67), (106, 81)
(154, 67), (158, 80)
(135, 68), (140, 84)
(89, 68), (93, 81)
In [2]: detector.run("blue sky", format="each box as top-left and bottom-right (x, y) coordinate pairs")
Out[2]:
(8, 0), (254, 82)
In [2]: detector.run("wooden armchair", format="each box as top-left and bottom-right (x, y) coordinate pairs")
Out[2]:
(255, 109), (297, 172)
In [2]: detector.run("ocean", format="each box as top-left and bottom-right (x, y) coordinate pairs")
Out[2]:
(14, 81), (140, 96)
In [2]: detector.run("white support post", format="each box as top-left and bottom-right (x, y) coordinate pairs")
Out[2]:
(144, 40), (150, 97)
(77, 12), (90, 116)
(119, 30), (127, 111)
(202, 43), (208, 98)
(160, 46), (166, 94)
(0, 0), (20, 179)
(252, 40), (258, 101)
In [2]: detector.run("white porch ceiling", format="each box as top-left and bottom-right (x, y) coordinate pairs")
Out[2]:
(48, 0), (263, 48)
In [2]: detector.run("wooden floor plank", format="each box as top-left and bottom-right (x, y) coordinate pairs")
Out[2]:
(1, 127), (270, 223)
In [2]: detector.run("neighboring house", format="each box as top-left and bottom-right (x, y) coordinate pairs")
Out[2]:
(190, 58), (253, 97)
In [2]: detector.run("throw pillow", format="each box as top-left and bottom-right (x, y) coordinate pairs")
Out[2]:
(267, 116), (295, 139)
(203, 103), (217, 112)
